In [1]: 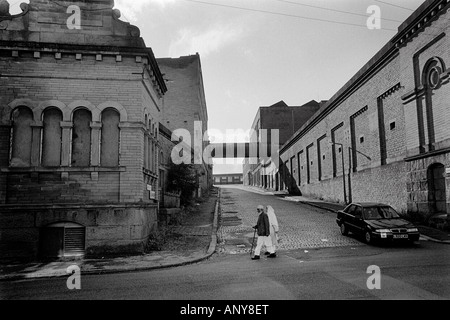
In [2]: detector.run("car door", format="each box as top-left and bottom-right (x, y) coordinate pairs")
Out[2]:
(343, 204), (357, 232)
(352, 206), (365, 235)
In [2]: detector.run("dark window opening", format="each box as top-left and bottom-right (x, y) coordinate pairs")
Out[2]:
(10, 106), (33, 167)
(390, 121), (396, 130)
(42, 108), (63, 167)
(39, 222), (86, 258)
(71, 109), (92, 167)
(100, 108), (120, 167)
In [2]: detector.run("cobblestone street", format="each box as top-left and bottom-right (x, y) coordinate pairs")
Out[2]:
(217, 185), (362, 254)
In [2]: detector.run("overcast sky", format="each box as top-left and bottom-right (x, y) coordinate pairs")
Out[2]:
(11, 0), (425, 174)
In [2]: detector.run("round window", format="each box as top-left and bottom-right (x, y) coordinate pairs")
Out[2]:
(428, 67), (441, 89)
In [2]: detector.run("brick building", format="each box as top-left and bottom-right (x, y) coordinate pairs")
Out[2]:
(0, 0), (167, 258)
(279, 0), (449, 221)
(243, 100), (321, 191)
(213, 173), (243, 185)
(158, 122), (196, 206)
(157, 54), (213, 197)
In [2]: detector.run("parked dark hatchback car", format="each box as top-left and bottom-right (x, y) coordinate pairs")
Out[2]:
(336, 202), (420, 244)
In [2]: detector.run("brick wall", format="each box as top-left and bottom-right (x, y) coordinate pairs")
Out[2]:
(280, 2), (449, 218)
(0, 53), (162, 204)
(157, 54), (212, 194)
(280, 41), (404, 207)
(0, 0), (167, 258)
(243, 101), (320, 189)
(400, 8), (450, 156)
(158, 55), (206, 140)
(0, 204), (158, 258)
(399, 7), (450, 218)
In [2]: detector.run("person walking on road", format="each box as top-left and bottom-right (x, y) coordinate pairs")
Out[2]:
(252, 205), (276, 260)
(265, 205), (279, 256)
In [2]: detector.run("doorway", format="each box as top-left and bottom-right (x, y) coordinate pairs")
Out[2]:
(427, 163), (446, 214)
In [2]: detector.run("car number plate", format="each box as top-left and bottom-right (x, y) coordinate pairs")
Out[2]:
(393, 234), (408, 239)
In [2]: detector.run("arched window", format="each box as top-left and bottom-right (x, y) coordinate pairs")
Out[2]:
(422, 57), (445, 90)
(42, 108), (63, 167)
(10, 106), (33, 167)
(100, 108), (120, 167)
(421, 57), (445, 150)
(71, 108), (92, 167)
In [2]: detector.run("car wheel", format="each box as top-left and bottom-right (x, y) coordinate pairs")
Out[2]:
(365, 231), (372, 244)
(340, 223), (349, 236)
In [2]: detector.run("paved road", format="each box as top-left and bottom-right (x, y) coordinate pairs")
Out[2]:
(1, 241), (448, 301)
(217, 185), (362, 254)
(1, 186), (448, 302)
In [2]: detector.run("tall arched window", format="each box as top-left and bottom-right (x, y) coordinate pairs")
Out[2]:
(100, 108), (120, 167)
(422, 57), (445, 150)
(71, 108), (92, 167)
(10, 106), (33, 167)
(42, 108), (63, 167)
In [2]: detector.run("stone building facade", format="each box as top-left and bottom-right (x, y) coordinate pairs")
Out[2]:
(243, 100), (321, 191)
(0, 0), (167, 258)
(157, 54), (213, 197)
(279, 0), (449, 221)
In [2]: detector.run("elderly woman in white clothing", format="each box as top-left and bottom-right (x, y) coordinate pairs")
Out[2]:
(265, 205), (279, 256)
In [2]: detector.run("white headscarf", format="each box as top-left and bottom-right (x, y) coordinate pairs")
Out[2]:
(266, 205), (279, 232)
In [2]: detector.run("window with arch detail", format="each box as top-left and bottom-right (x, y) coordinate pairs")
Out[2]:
(100, 108), (120, 167)
(423, 57), (445, 90)
(71, 108), (92, 167)
(42, 108), (63, 167)
(421, 57), (446, 150)
(10, 106), (33, 167)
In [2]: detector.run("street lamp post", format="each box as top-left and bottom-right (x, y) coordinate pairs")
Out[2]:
(330, 142), (372, 205)
(347, 146), (372, 204)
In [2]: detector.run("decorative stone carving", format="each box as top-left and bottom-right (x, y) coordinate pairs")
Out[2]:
(113, 9), (121, 19)
(129, 25), (140, 37)
(0, 0), (11, 17)
(19, 2), (28, 12)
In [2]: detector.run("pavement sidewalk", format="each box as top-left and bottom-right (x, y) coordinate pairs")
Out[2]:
(0, 191), (220, 281)
(243, 185), (450, 244)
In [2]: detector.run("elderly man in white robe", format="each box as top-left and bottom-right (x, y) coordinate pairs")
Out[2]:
(265, 205), (279, 256)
